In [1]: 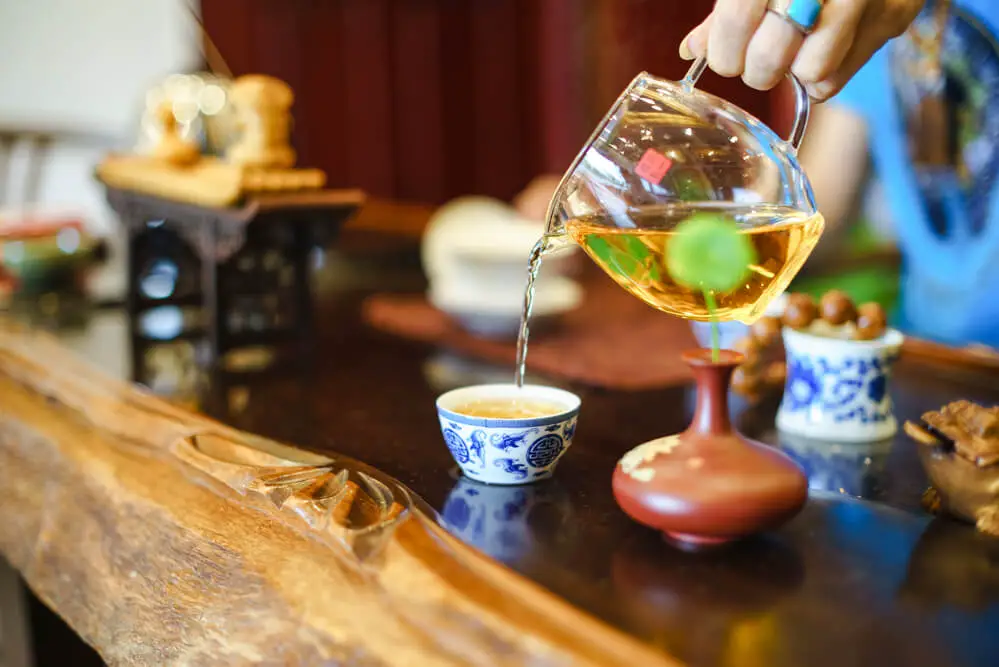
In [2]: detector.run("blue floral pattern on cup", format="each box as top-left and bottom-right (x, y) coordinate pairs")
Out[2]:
(777, 327), (903, 442)
(494, 459), (529, 480)
(443, 429), (470, 464)
(786, 356), (890, 420)
(526, 434), (564, 469)
(436, 384), (580, 485)
(469, 430), (488, 465)
(439, 417), (577, 484)
(491, 432), (530, 451)
(784, 357), (822, 411)
(564, 422), (576, 441)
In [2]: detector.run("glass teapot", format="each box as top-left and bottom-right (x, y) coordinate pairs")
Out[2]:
(543, 58), (823, 325)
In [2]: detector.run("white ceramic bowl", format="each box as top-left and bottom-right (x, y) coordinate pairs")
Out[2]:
(422, 196), (542, 283)
(436, 384), (580, 485)
(777, 327), (904, 442)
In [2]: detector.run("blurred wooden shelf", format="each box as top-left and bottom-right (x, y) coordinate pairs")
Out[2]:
(343, 198), (435, 238)
(902, 337), (999, 374)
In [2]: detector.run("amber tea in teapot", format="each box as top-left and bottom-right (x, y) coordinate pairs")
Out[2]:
(513, 58), (824, 386)
(566, 202), (823, 323)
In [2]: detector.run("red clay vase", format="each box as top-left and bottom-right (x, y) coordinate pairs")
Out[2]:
(613, 349), (808, 546)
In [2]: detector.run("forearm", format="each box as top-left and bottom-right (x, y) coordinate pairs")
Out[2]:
(799, 104), (871, 258)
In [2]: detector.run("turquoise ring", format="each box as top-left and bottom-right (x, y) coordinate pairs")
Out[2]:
(768, 0), (824, 34)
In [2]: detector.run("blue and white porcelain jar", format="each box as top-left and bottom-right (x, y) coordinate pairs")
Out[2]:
(777, 327), (904, 442)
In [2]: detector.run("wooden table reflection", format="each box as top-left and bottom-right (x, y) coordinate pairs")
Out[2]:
(52, 236), (999, 667)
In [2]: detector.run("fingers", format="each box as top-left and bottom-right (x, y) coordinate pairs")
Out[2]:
(805, 23), (886, 101)
(804, 0), (923, 101)
(707, 0), (769, 77)
(879, 0), (926, 39)
(679, 0), (923, 97)
(792, 0), (866, 86)
(743, 11), (805, 90)
(680, 16), (712, 60)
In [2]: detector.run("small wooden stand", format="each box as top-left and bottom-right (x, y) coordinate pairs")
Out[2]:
(102, 186), (364, 387)
(95, 74), (365, 392)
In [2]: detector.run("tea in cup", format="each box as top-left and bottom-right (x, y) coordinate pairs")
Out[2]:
(436, 384), (580, 485)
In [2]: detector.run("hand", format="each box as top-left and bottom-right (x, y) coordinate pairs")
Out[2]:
(680, 0), (925, 101)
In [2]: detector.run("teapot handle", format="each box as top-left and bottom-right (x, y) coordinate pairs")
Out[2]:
(681, 57), (811, 154)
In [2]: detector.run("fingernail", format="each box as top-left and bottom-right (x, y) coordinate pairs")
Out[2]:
(808, 79), (838, 102)
(679, 36), (694, 60)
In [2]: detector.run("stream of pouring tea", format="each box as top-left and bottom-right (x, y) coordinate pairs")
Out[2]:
(513, 237), (549, 387)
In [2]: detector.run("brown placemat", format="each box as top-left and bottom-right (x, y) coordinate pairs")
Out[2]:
(362, 277), (697, 390)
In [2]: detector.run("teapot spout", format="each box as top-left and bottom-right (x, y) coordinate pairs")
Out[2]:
(539, 230), (574, 254)
(539, 190), (574, 254)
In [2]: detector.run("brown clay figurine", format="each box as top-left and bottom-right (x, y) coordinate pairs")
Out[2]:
(904, 400), (999, 537)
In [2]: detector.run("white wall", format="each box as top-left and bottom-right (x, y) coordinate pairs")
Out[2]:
(0, 0), (197, 132)
(0, 0), (199, 298)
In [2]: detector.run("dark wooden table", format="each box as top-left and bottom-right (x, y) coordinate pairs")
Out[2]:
(52, 235), (999, 667)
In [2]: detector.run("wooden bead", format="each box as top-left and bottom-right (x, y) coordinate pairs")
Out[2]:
(731, 365), (762, 398)
(751, 316), (782, 348)
(732, 336), (762, 369)
(782, 293), (817, 330)
(765, 361), (787, 387)
(819, 290), (857, 326)
(855, 302), (888, 340)
(733, 335), (760, 354)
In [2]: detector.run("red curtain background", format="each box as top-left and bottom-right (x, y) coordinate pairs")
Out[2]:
(201, 0), (782, 205)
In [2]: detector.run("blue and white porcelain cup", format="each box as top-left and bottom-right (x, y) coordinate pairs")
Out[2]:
(436, 384), (580, 485)
(777, 327), (904, 442)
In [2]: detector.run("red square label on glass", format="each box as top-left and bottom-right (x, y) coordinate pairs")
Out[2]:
(635, 149), (672, 184)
